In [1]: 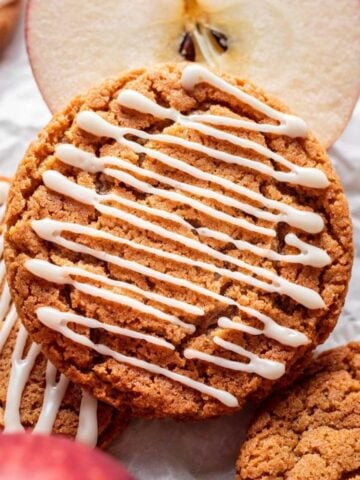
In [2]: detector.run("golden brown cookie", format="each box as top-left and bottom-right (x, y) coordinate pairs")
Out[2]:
(237, 342), (360, 480)
(0, 178), (128, 446)
(4, 63), (352, 419)
(0, 0), (20, 51)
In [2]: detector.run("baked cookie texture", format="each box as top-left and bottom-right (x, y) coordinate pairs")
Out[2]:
(4, 62), (353, 419)
(0, 178), (128, 447)
(0, 0), (20, 51)
(237, 343), (360, 480)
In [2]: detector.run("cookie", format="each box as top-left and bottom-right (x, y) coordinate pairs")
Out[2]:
(0, 178), (128, 446)
(0, 0), (20, 51)
(237, 342), (360, 480)
(5, 63), (352, 419)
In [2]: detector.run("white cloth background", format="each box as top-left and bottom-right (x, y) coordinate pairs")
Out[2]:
(1, 8), (359, 480)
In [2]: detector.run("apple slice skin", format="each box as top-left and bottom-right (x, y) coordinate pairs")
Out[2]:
(0, 433), (134, 480)
(26, 0), (360, 148)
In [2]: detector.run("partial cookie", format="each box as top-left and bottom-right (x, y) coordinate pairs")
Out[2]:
(237, 343), (360, 480)
(0, 0), (20, 51)
(5, 63), (353, 419)
(0, 179), (128, 446)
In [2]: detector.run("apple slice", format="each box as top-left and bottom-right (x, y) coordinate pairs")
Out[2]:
(26, 0), (360, 147)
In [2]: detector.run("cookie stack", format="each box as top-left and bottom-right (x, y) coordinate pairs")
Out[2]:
(1, 63), (355, 473)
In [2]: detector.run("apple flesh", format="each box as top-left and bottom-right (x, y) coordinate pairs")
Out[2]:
(26, 0), (360, 148)
(0, 433), (134, 480)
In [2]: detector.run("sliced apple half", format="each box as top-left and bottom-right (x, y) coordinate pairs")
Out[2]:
(26, 0), (360, 147)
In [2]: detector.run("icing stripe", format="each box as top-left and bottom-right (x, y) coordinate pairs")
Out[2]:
(30, 220), (236, 306)
(181, 65), (308, 138)
(28, 306), (175, 350)
(118, 89), (326, 189)
(40, 172), (325, 309)
(56, 144), (274, 237)
(77, 111), (325, 235)
(55, 143), (329, 267)
(27, 259), (192, 334)
(33, 362), (70, 434)
(0, 285), (99, 442)
(76, 391), (98, 447)
(198, 229), (330, 268)
(4, 325), (42, 433)
(36, 307), (240, 408)
(33, 221), (201, 316)
(217, 316), (308, 348)
(184, 338), (285, 380)
(28, 221), (310, 347)
(118, 69), (327, 187)
(0, 304), (17, 353)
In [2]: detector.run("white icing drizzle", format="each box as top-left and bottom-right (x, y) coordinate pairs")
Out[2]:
(76, 390), (98, 447)
(116, 94), (327, 190)
(40, 172), (324, 309)
(0, 280), (13, 343)
(30, 220), (235, 306)
(198, 229), (330, 268)
(184, 336), (285, 380)
(27, 259), (191, 335)
(56, 143), (331, 267)
(23, 65), (332, 407)
(4, 325), (42, 433)
(77, 111), (325, 235)
(0, 303), (17, 352)
(0, 225), (17, 355)
(36, 307), (239, 408)
(117, 64), (330, 191)
(181, 65), (308, 138)
(3, 324), (98, 444)
(0, 190), (99, 444)
(30, 299), (174, 351)
(0, 283), (100, 443)
(33, 361), (70, 434)
(217, 314), (308, 348)
(55, 145), (272, 237)
(26, 229), (308, 347)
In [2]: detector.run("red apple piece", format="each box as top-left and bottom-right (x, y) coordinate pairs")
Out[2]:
(0, 432), (134, 480)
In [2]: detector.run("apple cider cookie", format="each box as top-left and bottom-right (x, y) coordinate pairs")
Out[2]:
(0, 0), (20, 51)
(237, 343), (360, 480)
(4, 63), (352, 419)
(0, 179), (128, 446)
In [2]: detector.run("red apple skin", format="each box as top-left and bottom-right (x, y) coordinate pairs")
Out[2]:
(0, 432), (134, 480)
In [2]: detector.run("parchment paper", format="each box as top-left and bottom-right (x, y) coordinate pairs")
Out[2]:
(1, 7), (359, 480)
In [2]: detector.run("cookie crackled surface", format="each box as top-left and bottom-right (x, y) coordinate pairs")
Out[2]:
(4, 63), (353, 419)
(237, 343), (360, 480)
